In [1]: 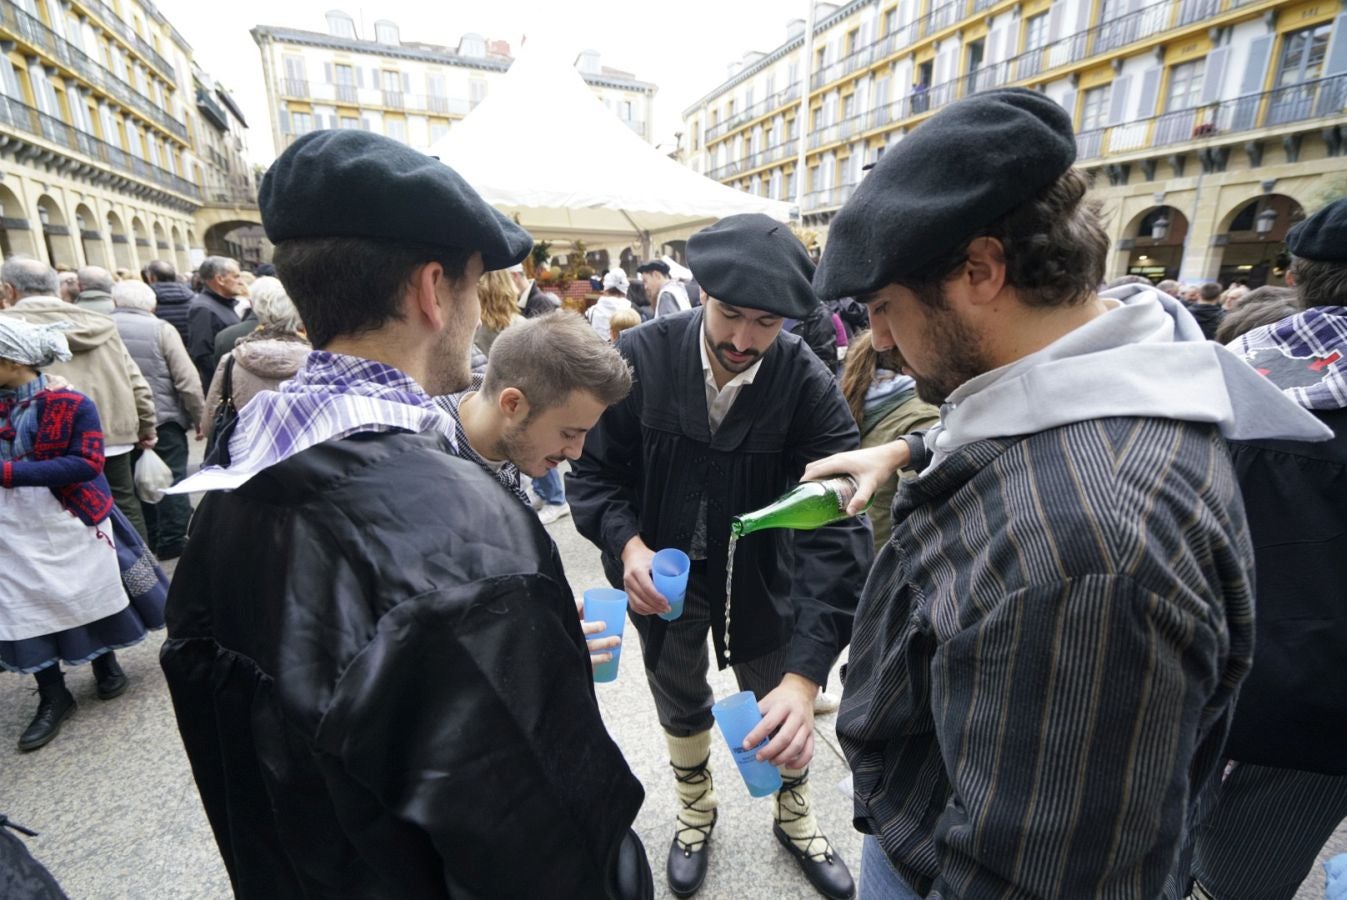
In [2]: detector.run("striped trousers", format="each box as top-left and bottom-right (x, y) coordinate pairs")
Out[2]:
(629, 562), (788, 738)
(1189, 762), (1347, 899)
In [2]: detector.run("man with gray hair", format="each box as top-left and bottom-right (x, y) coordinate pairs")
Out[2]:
(75, 266), (116, 314)
(187, 255), (241, 388)
(0, 256), (158, 541)
(111, 279), (204, 559)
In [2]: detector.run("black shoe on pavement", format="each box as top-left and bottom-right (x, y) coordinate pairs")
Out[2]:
(773, 822), (856, 900)
(92, 653), (128, 700)
(666, 832), (711, 898)
(18, 684), (76, 752)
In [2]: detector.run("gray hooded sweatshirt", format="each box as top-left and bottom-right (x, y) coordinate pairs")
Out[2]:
(927, 285), (1330, 467)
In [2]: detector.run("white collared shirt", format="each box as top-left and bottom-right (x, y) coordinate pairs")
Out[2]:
(699, 322), (763, 433)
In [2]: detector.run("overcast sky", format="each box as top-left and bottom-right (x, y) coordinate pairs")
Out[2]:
(155, 0), (804, 165)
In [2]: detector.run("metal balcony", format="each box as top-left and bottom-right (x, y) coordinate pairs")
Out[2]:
(0, 95), (199, 199)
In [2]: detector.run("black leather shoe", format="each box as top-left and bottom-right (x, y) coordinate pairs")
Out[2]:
(92, 653), (128, 700)
(666, 835), (709, 897)
(18, 684), (76, 752)
(773, 823), (855, 900)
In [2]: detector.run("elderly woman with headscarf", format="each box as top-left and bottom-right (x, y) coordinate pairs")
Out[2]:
(0, 317), (167, 752)
(203, 276), (310, 441)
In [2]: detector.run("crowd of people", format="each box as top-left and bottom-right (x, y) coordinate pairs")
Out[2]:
(2, 85), (1346, 900)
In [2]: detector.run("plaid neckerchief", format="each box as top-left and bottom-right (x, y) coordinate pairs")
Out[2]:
(1230, 305), (1347, 411)
(0, 374), (48, 461)
(432, 375), (530, 506)
(212, 350), (455, 481)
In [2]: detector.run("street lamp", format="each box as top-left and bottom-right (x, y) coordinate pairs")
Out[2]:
(1151, 210), (1170, 241)
(1256, 206), (1277, 238)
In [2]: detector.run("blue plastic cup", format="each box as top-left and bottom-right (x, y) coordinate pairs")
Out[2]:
(711, 691), (782, 797)
(652, 548), (690, 622)
(583, 588), (627, 683)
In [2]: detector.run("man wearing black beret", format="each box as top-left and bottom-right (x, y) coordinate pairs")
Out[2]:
(570, 213), (872, 900)
(160, 130), (651, 899)
(1187, 195), (1347, 897)
(805, 88), (1330, 898)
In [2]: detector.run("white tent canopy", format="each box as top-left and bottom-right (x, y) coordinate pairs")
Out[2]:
(424, 44), (794, 249)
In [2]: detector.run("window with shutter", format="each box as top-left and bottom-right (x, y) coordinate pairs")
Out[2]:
(1081, 84), (1111, 129)
(1199, 46), (1230, 105)
(1165, 60), (1205, 111)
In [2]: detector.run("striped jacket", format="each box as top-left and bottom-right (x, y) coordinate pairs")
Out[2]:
(838, 416), (1255, 898)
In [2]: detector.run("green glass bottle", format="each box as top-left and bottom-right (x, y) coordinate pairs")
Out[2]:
(730, 476), (872, 537)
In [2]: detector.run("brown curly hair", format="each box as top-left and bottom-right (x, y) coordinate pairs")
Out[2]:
(900, 168), (1110, 310)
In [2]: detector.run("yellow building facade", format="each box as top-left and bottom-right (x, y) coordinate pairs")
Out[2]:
(682, 0), (1347, 285)
(0, 0), (262, 275)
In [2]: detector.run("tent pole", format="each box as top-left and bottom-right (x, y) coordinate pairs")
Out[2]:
(620, 210), (653, 260)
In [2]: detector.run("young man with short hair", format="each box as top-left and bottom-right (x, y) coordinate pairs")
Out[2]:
(162, 130), (650, 899)
(436, 311), (631, 503)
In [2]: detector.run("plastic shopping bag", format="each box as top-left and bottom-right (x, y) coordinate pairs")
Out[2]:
(133, 449), (174, 504)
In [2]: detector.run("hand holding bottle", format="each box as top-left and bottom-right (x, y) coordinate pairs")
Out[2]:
(801, 440), (912, 516)
(620, 535), (671, 616)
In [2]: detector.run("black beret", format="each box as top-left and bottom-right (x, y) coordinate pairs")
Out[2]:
(259, 130), (532, 270)
(1286, 197), (1347, 263)
(636, 260), (670, 276)
(814, 87), (1076, 300)
(687, 213), (818, 318)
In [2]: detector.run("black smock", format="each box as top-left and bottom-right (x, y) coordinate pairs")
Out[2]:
(161, 431), (645, 899)
(567, 308), (872, 687)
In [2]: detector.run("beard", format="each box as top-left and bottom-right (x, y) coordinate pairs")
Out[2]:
(422, 297), (478, 396)
(496, 419), (564, 477)
(907, 295), (990, 405)
(711, 342), (761, 374)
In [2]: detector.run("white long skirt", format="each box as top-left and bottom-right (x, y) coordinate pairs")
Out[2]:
(0, 485), (128, 641)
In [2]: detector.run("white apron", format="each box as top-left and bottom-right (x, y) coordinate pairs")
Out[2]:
(0, 486), (127, 640)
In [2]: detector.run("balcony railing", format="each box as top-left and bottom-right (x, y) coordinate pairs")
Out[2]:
(283, 78), (310, 98)
(381, 90), (405, 109)
(809, 0), (1253, 94)
(708, 137), (800, 179)
(705, 83), (802, 144)
(803, 0), (1261, 157)
(0, 2), (187, 140)
(0, 95), (199, 199)
(76, 0), (175, 77)
(334, 83), (358, 103)
(1075, 74), (1347, 160)
(196, 86), (228, 130)
(801, 182), (856, 212)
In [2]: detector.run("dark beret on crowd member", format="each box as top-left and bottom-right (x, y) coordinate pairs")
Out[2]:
(686, 214), (818, 319)
(636, 260), (670, 277)
(259, 129), (531, 270)
(1286, 197), (1347, 263)
(813, 87), (1076, 301)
